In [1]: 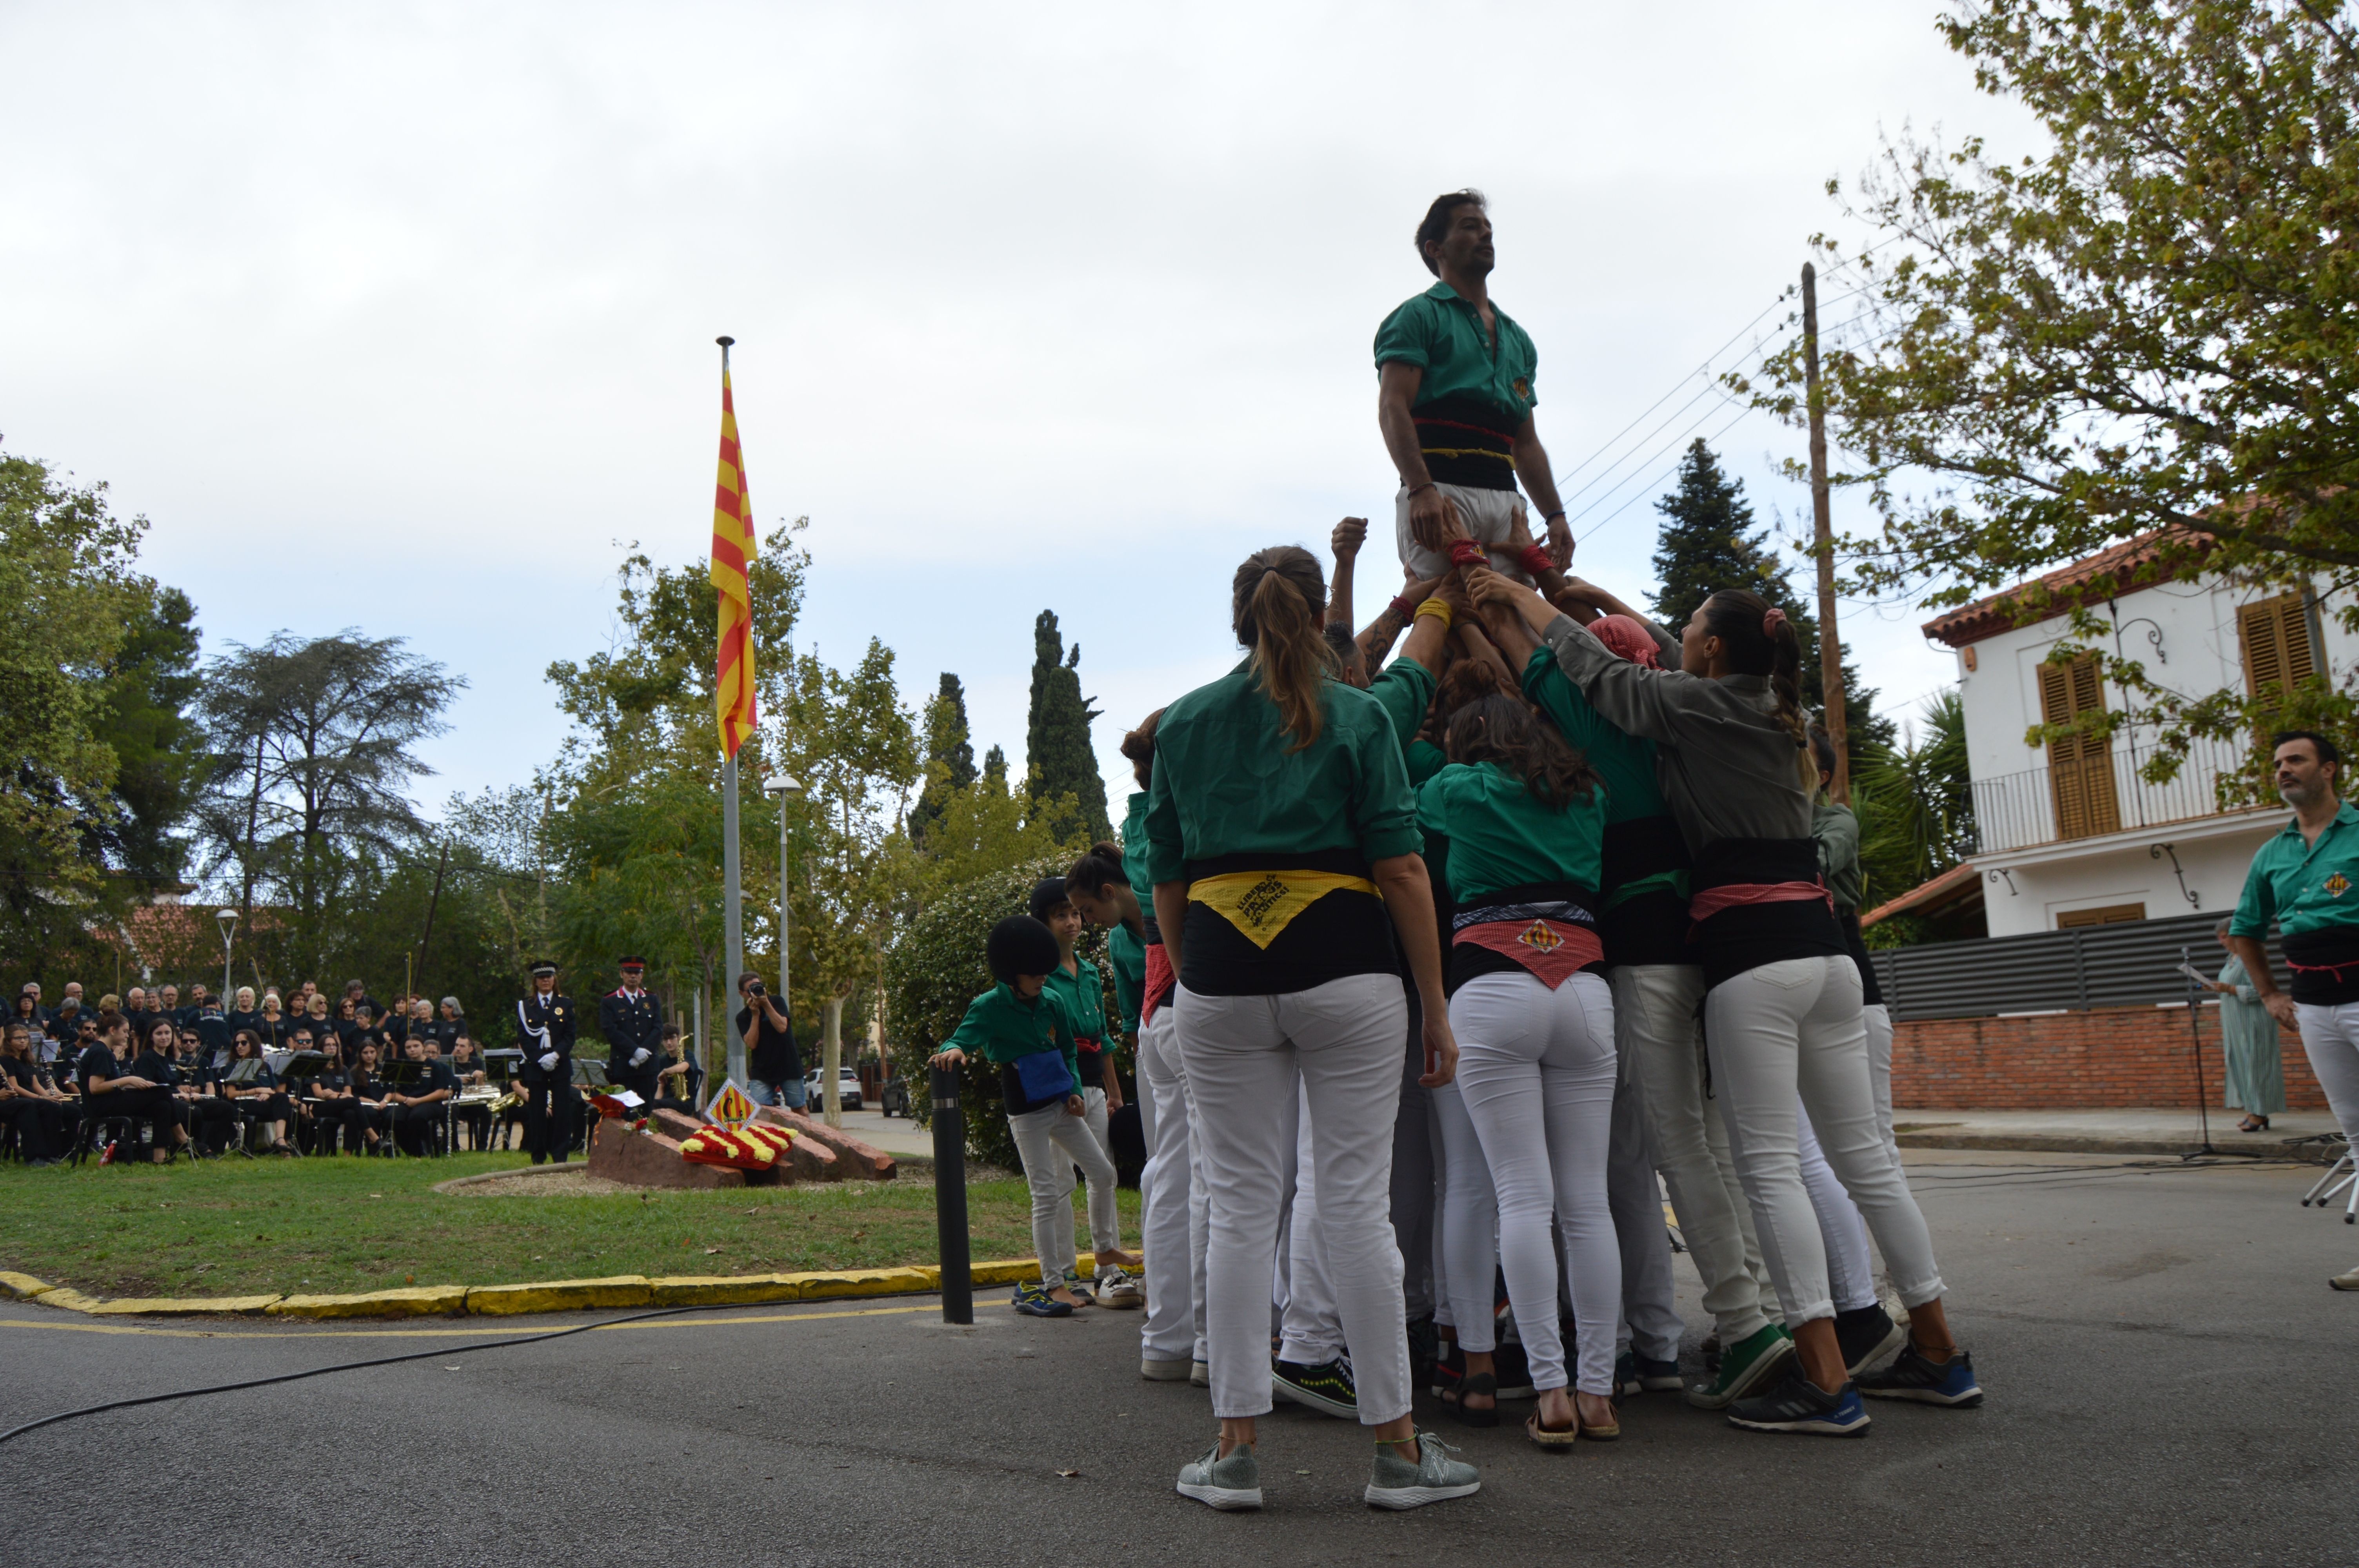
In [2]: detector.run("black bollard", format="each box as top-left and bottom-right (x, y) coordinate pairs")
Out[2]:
(931, 1063), (973, 1325)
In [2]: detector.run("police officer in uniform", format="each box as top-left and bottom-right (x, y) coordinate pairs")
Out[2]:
(516, 960), (578, 1165)
(598, 956), (665, 1103)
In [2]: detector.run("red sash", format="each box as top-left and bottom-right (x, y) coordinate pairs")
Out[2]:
(1455, 918), (1603, 989)
(1141, 943), (1175, 1027)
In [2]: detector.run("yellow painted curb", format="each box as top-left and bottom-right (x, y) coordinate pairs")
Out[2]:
(0, 1271), (55, 1300)
(647, 1274), (802, 1307)
(466, 1276), (652, 1315)
(269, 1286), (470, 1318)
(789, 1265), (935, 1301)
(34, 1289), (108, 1313)
(971, 1259), (1038, 1287)
(85, 1294), (282, 1317)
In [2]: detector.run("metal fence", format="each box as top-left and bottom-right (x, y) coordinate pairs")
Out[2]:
(1971, 733), (2251, 854)
(1870, 909), (2282, 1022)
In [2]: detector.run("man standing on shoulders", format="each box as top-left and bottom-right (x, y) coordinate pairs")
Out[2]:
(600, 957), (664, 1104)
(516, 960), (578, 1165)
(1376, 189), (1572, 579)
(2226, 730), (2359, 1291)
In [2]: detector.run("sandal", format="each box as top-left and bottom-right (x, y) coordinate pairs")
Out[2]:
(1445, 1370), (1499, 1428)
(2237, 1114), (2270, 1133)
(1524, 1410), (1579, 1450)
(1578, 1397), (1621, 1441)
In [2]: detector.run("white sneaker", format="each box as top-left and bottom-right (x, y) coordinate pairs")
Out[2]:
(1097, 1266), (1144, 1308)
(1140, 1356), (1191, 1381)
(2332, 1264), (2359, 1292)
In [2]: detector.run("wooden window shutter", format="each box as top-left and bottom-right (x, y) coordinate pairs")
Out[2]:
(2040, 652), (2119, 840)
(2239, 593), (2317, 697)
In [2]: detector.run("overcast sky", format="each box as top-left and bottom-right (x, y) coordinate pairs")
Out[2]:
(4, 1), (2032, 822)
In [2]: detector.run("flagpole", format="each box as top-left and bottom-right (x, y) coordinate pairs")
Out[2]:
(718, 334), (749, 1090)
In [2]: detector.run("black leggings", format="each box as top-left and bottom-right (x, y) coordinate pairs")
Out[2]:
(8, 1098), (69, 1161)
(88, 1088), (183, 1153)
(393, 1102), (446, 1156)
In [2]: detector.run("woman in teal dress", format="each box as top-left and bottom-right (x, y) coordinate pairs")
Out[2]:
(2210, 919), (2286, 1131)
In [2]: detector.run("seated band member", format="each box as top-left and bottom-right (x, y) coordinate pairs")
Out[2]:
(649, 1024), (702, 1115)
(2, 1023), (72, 1165)
(81, 1013), (188, 1164)
(303, 1036), (360, 1155)
(389, 1035), (454, 1156)
(445, 1034), (494, 1149)
(347, 1040), (394, 1155)
(220, 1031), (297, 1154)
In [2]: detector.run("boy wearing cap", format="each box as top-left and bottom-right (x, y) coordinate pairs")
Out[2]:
(930, 916), (1127, 1318)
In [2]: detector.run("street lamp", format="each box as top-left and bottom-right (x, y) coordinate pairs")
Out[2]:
(214, 908), (239, 1006)
(761, 775), (806, 1112)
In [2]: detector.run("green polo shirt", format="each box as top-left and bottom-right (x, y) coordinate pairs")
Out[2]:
(943, 982), (1080, 1092)
(1812, 797), (1864, 913)
(1367, 655), (1434, 758)
(1105, 923), (1144, 1035)
(2231, 801), (2359, 937)
(1522, 649), (1686, 909)
(1416, 760), (1606, 902)
(1041, 956), (1107, 1044)
(1373, 282), (1538, 423)
(1142, 661), (1422, 887)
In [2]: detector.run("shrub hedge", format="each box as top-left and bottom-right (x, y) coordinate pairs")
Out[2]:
(883, 853), (1121, 1169)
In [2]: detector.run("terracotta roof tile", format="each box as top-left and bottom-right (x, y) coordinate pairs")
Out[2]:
(1921, 529), (2212, 648)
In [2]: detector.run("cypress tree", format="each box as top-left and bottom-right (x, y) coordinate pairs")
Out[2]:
(1647, 440), (1893, 761)
(1025, 610), (1112, 843)
(981, 744), (1009, 791)
(909, 673), (977, 848)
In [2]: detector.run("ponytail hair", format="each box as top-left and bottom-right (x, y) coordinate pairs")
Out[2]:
(1230, 546), (1336, 753)
(1066, 840), (1129, 898)
(1120, 708), (1164, 791)
(1701, 589), (1812, 782)
(1443, 693), (1599, 811)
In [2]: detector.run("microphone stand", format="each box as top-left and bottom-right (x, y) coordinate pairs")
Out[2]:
(2181, 945), (2261, 1163)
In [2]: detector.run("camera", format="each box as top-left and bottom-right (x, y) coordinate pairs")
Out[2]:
(747, 981), (765, 996)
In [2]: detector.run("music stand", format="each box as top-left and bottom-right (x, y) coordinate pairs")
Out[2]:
(482, 1049), (523, 1085)
(572, 1059), (611, 1090)
(223, 1057), (264, 1085)
(2179, 945), (2262, 1163)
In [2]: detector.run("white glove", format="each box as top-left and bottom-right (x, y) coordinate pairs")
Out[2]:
(538, 1052), (559, 1072)
(629, 1049), (651, 1067)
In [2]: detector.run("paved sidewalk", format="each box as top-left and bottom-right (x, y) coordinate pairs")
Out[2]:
(831, 1107), (934, 1158)
(1895, 1105), (2342, 1158)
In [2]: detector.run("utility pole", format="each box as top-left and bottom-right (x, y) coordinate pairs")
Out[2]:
(1802, 261), (1850, 804)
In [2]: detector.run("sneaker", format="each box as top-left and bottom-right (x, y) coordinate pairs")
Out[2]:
(1727, 1368), (1872, 1436)
(1189, 1360), (1209, 1387)
(1272, 1356), (1358, 1421)
(1096, 1267), (1143, 1308)
(1140, 1357), (1192, 1381)
(1011, 1281), (1073, 1318)
(1616, 1349), (1683, 1395)
(1365, 1430), (1481, 1510)
(1176, 1439), (1261, 1511)
(2331, 1265), (2359, 1292)
(1857, 1344), (1983, 1407)
(1686, 1322), (1793, 1408)
(1834, 1303), (1907, 1376)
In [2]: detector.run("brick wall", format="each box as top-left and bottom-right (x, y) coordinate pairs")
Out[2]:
(1891, 1003), (2328, 1110)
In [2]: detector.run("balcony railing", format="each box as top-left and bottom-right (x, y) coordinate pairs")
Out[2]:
(1970, 732), (2259, 855)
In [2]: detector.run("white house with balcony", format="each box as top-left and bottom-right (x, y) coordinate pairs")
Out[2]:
(1904, 535), (2352, 940)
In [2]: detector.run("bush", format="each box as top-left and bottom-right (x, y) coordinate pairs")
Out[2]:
(884, 853), (1118, 1169)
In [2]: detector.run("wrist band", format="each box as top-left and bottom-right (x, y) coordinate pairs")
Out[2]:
(1447, 539), (1487, 568)
(1518, 544), (1555, 577)
(1407, 481), (1437, 497)
(1388, 594), (1416, 621)
(1544, 510), (1566, 522)
(1414, 597), (1454, 630)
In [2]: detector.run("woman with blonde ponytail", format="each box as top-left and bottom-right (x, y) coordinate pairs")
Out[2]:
(1471, 571), (1982, 1438)
(1148, 544), (1481, 1513)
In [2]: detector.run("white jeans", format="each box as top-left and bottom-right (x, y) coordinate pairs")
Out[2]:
(1704, 956), (1944, 1325)
(1077, 1085), (1120, 1257)
(1610, 964), (1770, 1343)
(1432, 1078), (1498, 1350)
(1607, 1042), (1685, 1363)
(1176, 975), (1411, 1425)
(1276, 1079), (1344, 1364)
(1451, 970), (1622, 1396)
(1793, 1098), (1877, 1313)
(1136, 1007), (1207, 1363)
(1863, 1000), (1900, 1169)
(1394, 481), (1532, 579)
(1007, 1098), (1120, 1287)
(2294, 1000), (2359, 1142)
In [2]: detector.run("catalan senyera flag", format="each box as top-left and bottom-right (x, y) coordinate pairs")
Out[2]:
(711, 362), (759, 758)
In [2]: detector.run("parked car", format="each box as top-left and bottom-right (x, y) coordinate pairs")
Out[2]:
(801, 1066), (863, 1111)
(879, 1076), (911, 1117)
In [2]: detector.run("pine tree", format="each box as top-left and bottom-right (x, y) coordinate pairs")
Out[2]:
(908, 672), (977, 848)
(981, 744), (1008, 789)
(1025, 610), (1112, 844)
(1647, 440), (1894, 762)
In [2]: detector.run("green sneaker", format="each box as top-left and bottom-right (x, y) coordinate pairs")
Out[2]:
(1685, 1322), (1794, 1409)
(1176, 1438), (1261, 1511)
(1364, 1430), (1480, 1510)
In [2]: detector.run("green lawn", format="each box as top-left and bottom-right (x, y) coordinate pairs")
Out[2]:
(0, 1154), (1137, 1301)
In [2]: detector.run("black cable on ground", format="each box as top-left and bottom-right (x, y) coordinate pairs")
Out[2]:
(0, 1301), (732, 1447)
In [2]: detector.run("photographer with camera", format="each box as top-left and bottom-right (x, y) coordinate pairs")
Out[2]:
(735, 973), (804, 1110)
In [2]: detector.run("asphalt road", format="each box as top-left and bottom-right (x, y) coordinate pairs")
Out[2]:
(2, 1149), (2353, 1567)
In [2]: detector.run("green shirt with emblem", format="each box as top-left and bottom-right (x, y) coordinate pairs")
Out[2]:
(1142, 662), (1423, 887)
(1041, 955), (1107, 1044)
(1521, 648), (1687, 910)
(1373, 282), (1539, 423)
(942, 982), (1080, 1094)
(1415, 760), (1606, 902)
(2231, 802), (2359, 938)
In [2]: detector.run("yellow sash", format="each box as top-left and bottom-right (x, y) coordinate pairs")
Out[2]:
(1187, 869), (1378, 949)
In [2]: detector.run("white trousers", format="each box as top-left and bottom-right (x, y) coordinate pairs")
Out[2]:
(1176, 975), (1412, 1424)
(1076, 1085), (1120, 1256)
(1607, 1041), (1686, 1363)
(1792, 1098), (1877, 1313)
(1394, 482), (1533, 580)
(2294, 1000), (2359, 1142)
(1432, 1078), (1498, 1349)
(1863, 1000), (1901, 1169)
(1007, 1098), (1119, 1287)
(1450, 970), (1622, 1396)
(1275, 1078), (1345, 1364)
(1136, 1007), (1207, 1363)
(1609, 964), (1770, 1343)
(1704, 956), (1944, 1325)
